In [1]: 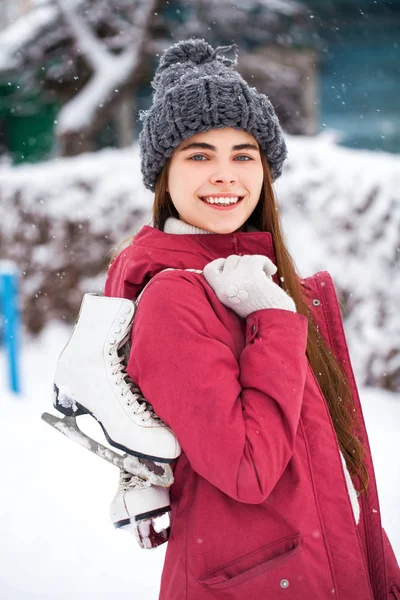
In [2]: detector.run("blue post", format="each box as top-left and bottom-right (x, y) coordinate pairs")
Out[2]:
(0, 261), (21, 394)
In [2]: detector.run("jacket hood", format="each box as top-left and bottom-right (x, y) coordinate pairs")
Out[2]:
(105, 225), (277, 299)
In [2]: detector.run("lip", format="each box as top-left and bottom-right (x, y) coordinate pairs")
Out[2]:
(199, 195), (244, 210)
(200, 193), (245, 199)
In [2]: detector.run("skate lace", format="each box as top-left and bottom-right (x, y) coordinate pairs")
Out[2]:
(110, 353), (161, 423)
(118, 469), (148, 492)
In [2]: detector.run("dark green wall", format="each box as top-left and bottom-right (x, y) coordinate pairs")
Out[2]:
(0, 82), (59, 163)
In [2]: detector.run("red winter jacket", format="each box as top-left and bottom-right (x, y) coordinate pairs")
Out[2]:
(105, 225), (400, 600)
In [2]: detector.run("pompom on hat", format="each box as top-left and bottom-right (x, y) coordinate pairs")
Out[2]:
(138, 39), (288, 192)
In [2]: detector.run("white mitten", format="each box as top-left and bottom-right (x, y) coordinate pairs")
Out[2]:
(203, 255), (296, 318)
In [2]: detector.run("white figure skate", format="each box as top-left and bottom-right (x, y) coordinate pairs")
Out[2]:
(110, 469), (171, 549)
(42, 293), (180, 484)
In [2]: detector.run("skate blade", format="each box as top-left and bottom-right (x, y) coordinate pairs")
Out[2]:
(117, 516), (170, 549)
(41, 412), (174, 487)
(137, 519), (170, 549)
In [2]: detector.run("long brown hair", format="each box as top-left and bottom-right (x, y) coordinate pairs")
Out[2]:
(145, 152), (369, 495)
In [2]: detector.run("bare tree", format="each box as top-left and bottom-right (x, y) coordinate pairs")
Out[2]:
(0, 0), (161, 155)
(0, 0), (317, 156)
(54, 0), (160, 155)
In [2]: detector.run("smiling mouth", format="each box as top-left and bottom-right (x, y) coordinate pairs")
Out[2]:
(199, 196), (244, 207)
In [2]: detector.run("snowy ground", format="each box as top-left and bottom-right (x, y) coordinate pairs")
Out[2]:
(0, 323), (399, 599)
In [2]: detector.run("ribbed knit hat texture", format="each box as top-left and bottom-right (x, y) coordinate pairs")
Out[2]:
(138, 39), (288, 192)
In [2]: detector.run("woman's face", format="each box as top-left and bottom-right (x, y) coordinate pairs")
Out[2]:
(167, 127), (264, 234)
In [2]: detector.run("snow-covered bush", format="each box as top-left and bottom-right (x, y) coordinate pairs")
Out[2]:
(276, 132), (400, 390)
(0, 148), (152, 332)
(0, 133), (399, 390)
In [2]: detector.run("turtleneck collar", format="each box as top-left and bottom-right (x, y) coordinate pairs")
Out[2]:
(163, 216), (259, 235)
(164, 217), (212, 235)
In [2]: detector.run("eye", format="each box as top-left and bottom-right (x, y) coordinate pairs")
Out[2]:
(234, 155), (253, 161)
(188, 154), (208, 161)
(187, 154), (254, 162)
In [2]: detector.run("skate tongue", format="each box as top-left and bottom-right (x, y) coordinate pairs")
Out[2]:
(118, 334), (131, 362)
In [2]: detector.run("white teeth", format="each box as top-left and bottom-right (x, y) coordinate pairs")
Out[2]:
(202, 196), (241, 205)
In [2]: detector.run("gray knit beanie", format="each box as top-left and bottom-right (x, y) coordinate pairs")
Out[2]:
(138, 38), (288, 192)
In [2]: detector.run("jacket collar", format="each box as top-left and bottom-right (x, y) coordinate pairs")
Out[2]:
(105, 221), (277, 299)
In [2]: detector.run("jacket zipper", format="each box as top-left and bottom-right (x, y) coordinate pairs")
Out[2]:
(232, 233), (238, 255)
(361, 492), (374, 595)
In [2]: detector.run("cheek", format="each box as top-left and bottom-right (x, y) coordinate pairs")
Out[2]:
(244, 166), (263, 195)
(169, 162), (202, 192)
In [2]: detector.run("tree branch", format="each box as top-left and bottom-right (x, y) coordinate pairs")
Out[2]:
(55, 0), (159, 139)
(54, 0), (110, 73)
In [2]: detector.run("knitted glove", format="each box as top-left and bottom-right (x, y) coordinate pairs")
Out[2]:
(203, 255), (296, 318)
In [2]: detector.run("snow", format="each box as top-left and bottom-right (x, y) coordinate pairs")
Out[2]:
(0, 2), (57, 71)
(257, 0), (305, 16)
(56, 51), (135, 134)
(0, 260), (19, 274)
(0, 145), (153, 231)
(0, 323), (166, 600)
(121, 456), (174, 487)
(275, 130), (400, 388)
(54, 384), (78, 410)
(0, 323), (399, 599)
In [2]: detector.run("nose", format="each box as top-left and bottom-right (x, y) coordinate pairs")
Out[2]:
(210, 168), (238, 185)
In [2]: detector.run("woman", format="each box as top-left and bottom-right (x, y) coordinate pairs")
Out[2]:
(105, 39), (399, 599)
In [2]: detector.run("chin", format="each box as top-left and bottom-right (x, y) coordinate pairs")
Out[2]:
(206, 221), (244, 235)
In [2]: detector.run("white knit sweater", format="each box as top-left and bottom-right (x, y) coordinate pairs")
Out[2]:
(163, 216), (360, 525)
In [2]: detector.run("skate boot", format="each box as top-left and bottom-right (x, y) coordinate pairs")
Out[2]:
(110, 469), (171, 549)
(44, 293), (180, 464)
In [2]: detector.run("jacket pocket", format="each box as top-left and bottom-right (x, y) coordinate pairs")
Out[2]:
(198, 533), (301, 590)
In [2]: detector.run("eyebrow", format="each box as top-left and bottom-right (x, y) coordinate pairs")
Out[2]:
(178, 142), (259, 153)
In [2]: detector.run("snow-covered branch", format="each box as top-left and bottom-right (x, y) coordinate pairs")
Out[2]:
(54, 0), (108, 73)
(0, 2), (57, 72)
(54, 0), (158, 137)
(258, 0), (306, 16)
